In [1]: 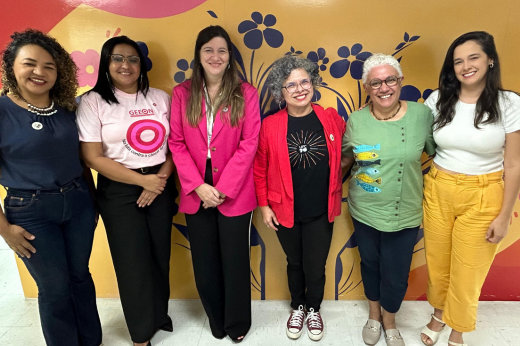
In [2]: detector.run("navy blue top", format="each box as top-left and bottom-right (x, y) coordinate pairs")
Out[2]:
(0, 96), (83, 190)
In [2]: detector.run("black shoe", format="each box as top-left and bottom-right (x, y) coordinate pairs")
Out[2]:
(231, 335), (246, 343)
(159, 315), (173, 332)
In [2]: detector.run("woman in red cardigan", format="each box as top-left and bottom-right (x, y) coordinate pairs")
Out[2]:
(254, 55), (345, 342)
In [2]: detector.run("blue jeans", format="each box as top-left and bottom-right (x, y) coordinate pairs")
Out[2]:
(4, 178), (102, 346)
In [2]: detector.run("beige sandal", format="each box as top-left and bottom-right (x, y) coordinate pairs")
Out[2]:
(448, 341), (468, 346)
(420, 314), (445, 345)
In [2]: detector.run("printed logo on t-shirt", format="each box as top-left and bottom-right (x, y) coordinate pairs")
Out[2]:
(122, 119), (167, 157)
(288, 130), (326, 169)
(129, 108), (155, 117)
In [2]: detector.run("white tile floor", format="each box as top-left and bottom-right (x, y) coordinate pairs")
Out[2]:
(0, 248), (518, 346)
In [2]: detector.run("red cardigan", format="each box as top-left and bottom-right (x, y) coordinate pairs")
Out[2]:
(254, 104), (346, 228)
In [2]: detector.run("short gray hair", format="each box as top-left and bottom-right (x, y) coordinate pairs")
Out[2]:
(266, 55), (320, 103)
(362, 53), (403, 84)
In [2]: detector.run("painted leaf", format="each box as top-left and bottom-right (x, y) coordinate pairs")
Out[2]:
(207, 10), (218, 18)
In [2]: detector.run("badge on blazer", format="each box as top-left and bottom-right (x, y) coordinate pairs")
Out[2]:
(329, 134), (334, 141)
(32, 122), (43, 130)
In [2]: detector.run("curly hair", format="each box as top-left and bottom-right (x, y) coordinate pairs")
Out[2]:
(0, 29), (79, 111)
(266, 55), (320, 103)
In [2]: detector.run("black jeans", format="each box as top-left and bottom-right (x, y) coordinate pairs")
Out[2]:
(4, 178), (101, 346)
(276, 213), (333, 312)
(97, 169), (178, 343)
(352, 217), (419, 313)
(185, 160), (252, 339)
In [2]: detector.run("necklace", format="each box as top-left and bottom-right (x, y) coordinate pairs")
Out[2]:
(17, 95), (57, 116)
(370, 101), (401, 121)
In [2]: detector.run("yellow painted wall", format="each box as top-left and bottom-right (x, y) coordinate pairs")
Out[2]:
(2, 0), (520, 300)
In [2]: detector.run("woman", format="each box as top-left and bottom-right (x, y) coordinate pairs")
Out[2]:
(77, 36), (178, 346)
(168, 25), (260, 342)
(420, 31), (520, 346)
(0, 29), (102, 346)
(254, 55), (345, 341)
(341, 53), (436, 346)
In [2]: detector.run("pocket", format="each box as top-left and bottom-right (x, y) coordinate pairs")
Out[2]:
(4, 194), (36, 210)
(478, 181), (504, 216)
(267, 190), (282, 203)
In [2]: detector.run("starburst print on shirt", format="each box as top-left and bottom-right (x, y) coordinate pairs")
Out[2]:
(288, 130), (327, 169)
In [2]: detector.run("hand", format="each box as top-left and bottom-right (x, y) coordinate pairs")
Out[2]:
(195, 184), (223, 208)
(0, 224), (36, 258)
(486, 215), (509, 243)
(260, 206), (279, 231)
(137, 189), (159, 208)
(140, 174), (167, 194)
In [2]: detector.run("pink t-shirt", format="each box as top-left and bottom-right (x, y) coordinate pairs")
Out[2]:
(76, 88), (170, 169)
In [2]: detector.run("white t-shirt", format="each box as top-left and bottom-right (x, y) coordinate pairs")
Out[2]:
(424, 90), (520, 174)
(76, 87), (170, 169)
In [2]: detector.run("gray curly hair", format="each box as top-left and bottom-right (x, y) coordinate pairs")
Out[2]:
(266, 55), (320, 103)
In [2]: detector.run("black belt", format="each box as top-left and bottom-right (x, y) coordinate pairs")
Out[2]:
(130, 163), (162, 174)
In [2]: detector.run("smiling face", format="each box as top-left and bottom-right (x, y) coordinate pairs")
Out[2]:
(108, 44), (140, 93)
(13, 44), (57, 101)
(453, 40), (493, 90)
(364, 64), (403, 111)
(200, 36), (230, 81)
(282, 68), (314, 114)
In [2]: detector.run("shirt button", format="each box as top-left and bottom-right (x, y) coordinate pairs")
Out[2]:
(401, 127), (404, 130)
(402, 139), (405, 142)
(396, 201), (399, 204)
(395, 207), (398, 210)
(211, 147), (216, 151)
(398, 178), (401, 182)
(400, 163), (403, 167)
(213, 168), (218, 172)
(402, 133), (404, 136)
(395, 214), (398, 216)
(399, 171), (402, 174)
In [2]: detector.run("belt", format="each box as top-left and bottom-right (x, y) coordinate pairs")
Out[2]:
(130, 163), (162, 174)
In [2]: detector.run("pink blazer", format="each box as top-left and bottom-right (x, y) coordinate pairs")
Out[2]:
(169, 80), (261, 216)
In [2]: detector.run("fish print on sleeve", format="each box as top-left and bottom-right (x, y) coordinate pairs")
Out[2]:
(354, 143), (382, 193)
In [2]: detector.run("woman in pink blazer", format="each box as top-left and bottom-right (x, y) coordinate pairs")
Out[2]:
(168, 25), (260, 342)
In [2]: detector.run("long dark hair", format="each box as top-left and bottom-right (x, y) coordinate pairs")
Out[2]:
(88, 36), (149, 104)
(433, 31), (502, 130)
(187, 25), (244, 127)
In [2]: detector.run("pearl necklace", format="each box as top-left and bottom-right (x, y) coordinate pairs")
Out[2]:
(370, 101), (401, 121)
(18, 95), (57, 116)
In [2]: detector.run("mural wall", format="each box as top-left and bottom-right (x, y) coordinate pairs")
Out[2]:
(2, 0), (520, 301)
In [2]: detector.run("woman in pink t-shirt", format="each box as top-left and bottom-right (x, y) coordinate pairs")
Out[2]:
(77, 36), (177, 346)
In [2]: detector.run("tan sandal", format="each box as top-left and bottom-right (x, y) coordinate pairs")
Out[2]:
(448, 341), (468, 346)
(420, 314), (445, 345)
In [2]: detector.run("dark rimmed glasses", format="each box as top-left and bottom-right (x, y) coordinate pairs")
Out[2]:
(110, 54), (140, 65)
(282, 79), (312, 93)
(367, 76), (401, 90)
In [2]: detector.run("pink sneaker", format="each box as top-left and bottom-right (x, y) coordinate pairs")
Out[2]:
(306, 308), (324, 341)
(286, 305), (305, 339)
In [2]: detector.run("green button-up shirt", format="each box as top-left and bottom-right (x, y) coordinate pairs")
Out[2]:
(341, 101), (435, 232)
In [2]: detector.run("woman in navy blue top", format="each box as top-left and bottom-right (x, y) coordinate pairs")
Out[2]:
(0, 29), (102, 346)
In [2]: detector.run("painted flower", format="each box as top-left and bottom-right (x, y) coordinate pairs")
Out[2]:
(238, 12), (284, 50)
(307, 48), (329, 72)
(400, 85), (433, 102)
(174, 59), (194, 84)
(330, 44), (372, 80)
(71, 49), (100, 88)
(136, 41), (152, 72)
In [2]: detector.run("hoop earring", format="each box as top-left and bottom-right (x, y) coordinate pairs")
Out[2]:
(313, 93), (317, 102)
(489, 62), (494, 68)
(278, 101), (282, 110)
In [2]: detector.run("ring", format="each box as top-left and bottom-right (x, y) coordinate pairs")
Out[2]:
(266, 224), (270, 228)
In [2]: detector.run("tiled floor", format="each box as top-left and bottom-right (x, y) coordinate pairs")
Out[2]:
(0, 248), (518, 345)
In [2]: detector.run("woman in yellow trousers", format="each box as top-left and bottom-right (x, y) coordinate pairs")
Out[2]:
(420, 31), (520, 346)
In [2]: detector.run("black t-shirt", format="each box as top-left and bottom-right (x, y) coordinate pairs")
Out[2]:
(287, 110), (329, 221)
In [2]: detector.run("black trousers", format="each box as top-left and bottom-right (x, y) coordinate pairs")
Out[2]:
(276, 213), (333, 312)
(97, 169), (178, 343)
(185, 161), (252, 339)
(352, 217), (419, 314)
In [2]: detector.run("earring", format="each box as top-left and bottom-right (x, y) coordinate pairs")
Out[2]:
(106, 72), (110, 82)
(313, 93), (317, 102)
(278, 101), (282, 110)
(227, 64), (230, 70)
(489, 62), (494, 68)
(140, 74), (143, 83)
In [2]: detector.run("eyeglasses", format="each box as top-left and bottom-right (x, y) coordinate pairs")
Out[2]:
(110, 54), (140, 65)
(282, 79), (312, 93)
(367, 76), (401, 90)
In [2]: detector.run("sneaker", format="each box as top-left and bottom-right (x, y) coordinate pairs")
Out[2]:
(306, 308), (324, 341)
(286, 305), (305, 339)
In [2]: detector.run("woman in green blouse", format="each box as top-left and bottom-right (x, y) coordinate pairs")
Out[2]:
(341, 53), (435, 346)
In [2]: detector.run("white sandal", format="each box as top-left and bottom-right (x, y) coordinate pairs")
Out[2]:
(420, 314), (445, 345)
(448, 341), (468, 346)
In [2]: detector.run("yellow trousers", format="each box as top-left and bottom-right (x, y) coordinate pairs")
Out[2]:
(423, 164), (503, 332)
